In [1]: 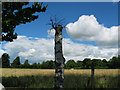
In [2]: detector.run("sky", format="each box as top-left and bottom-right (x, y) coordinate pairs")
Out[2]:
(1, 2), (119, 64)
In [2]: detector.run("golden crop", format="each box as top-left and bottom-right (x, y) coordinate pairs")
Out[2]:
(1, 68), (119, 77)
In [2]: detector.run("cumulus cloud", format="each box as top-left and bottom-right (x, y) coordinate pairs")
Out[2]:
(0, 49), (6, 57)
(47, 29), (55, 37)
(2, 36), (54, 63)
(112, 0), (120, 2)
(63, 39), (118, 61)
(1, 35), (118, 63)
(66, 15), (119, 47)
(18, 49), (36, 58)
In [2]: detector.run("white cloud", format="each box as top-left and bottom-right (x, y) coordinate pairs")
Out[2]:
(63, 39), (118, 61)
(2, 36), (54, 63)
(0, 49), (6, 57)
(1, 35), (118, 63)
(112, 0), (120, 2)
(66, 15), (119, 47)
(18, 49), (36, 58)
(47, 29), (55, 37)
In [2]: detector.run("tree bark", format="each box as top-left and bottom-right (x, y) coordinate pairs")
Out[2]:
(54, 25), (65, 88)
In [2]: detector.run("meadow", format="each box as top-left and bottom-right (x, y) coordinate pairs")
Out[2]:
(1, 68), (120, 88)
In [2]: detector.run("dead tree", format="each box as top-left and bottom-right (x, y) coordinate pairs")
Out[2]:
(48, 17), (65, 88)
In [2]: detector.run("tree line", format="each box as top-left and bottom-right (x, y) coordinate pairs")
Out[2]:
(1, 53), (120, 69)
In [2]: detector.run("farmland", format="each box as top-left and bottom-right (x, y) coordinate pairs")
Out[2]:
(1, 68), (120, 88)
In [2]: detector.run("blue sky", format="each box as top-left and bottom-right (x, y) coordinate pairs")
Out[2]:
(15, 2), (118, 40)
(1, 2), (119, 63)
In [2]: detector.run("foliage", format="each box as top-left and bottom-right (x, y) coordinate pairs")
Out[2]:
(23, 60), (30, 68)
(2, 69), (119, 88)
(82, 58), (91, 69)
(91, 59), (103, 69)
(11, 56), (21, 68)
(101, 59), (108, 68)
(2, 2), (47, 42)
(1, 53), (10, 68)
(41, 60), (55, 69)
(31, 63), (38, 68)
(1, 53), (120, 69)
(65, 60), (76, 69)
(108, 56), (120, 69)
(76, 61), (83, 68)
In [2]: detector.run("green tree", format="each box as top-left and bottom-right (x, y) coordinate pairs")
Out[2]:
(47, 60), (55, 69)
(2, 2), (47, 42)
(101, 59), (108, 68)
(41, 61), (48, 69)
(31, 63), (37, 68)
(23, 60), (30, 68)
(11, 56), (20, 68)
(37, 62), (41, 69)
(65, 60), (76, 69)
(41, 60), (55, 69)
(82, 58), (91, 69)
(108, 56), (120, 69)
(76, 61), (83, 68)
(1, 53), (10, 68)
(91, 59), (102, 69)
(118, 55), (120, 68)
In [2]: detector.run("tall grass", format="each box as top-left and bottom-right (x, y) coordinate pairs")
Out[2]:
(1, 68), (119, 88)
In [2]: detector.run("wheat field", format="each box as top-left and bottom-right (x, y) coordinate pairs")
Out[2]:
(2, 68), (119, 77)
(1, 68), (120, 88)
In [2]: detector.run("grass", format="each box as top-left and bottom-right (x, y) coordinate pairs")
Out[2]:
(1, 68), (120, 88)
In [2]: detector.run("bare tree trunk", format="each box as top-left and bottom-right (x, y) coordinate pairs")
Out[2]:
(54, 25), (65, 88)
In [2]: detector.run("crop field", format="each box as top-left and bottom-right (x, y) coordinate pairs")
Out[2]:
(1, 68), (120, 88)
